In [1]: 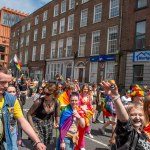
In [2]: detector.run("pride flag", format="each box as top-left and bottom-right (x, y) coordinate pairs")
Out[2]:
(13, 54), (21, 71)
(58, 91), (70, 107)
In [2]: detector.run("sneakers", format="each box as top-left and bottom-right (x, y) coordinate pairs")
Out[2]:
(85, 133), (94, 139)
(99, 128), (106, 135)
(80, 148), (86, 150)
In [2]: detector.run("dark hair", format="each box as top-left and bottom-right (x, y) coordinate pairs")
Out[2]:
(70, 92), (79, 99)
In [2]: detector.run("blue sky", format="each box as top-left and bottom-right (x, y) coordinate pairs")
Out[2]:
(0, 0), (51, 14)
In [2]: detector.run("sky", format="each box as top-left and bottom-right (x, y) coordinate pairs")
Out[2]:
(0, 0), (52, 14)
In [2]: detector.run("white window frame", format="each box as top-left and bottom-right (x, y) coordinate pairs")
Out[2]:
(78, 34), (86, 57)
(58, 39), (64, 58)
(107, 26), (118, 54)
(51, 41), (56, 59)
(66, 37), (73, 57)
(54, 4), (59, 17)
(34, 29), (38, 41)
(91, 30), (100, 55)
(20, 37), (24, 47)
(89, 62), (98, 83)
(61, 0), (66, 14)
(22, 25), (25, 33)
(42, 26), (46, 39)
(80, 9), (88, 27)
(52, 21), (57, 36)
(69, 0), (75, 10)
(32, 46), (36, 61)
(24, 50), (28, 64)
(27, 23), (30, 31)
(40, 44), (45, 60)
(43, 10), (48, 21)
(68, 14), (74, 31)
(109, 0), (119, 18)
(93, 3), (102, 23)
(105, 61), (115, 80)
(59, 18), (65, 33)
(82, 0), (89, 4)
(20, 52), (22, 63)
(35, 15), (39, 25)
(16, 41), (18, 49)
(26, 35), (29, 46)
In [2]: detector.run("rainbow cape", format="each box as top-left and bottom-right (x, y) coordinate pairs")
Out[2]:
(144, 124), (150, 142)
(58, 91), (70, 107)
(57, 104), (74, 150)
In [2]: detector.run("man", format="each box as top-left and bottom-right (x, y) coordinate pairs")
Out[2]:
(0, 65), (46, 150)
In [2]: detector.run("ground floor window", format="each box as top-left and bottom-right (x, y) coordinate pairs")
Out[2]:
(89, 62), (98, 83)
(66, 63), (72, 79)
(105, 61), (115, 80)
(133, 65), (143, 85)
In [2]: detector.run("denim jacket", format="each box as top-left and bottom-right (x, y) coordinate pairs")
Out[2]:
(2, 92), (16, 150)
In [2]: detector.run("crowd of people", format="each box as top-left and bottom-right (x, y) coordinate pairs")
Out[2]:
(1, 64), (150, 150)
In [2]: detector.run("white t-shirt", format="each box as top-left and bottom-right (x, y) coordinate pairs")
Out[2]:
(121, 96), (132, 105)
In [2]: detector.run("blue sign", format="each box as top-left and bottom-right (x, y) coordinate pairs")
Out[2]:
(133, 51), (150, 62)
(90, 54), (116, 62)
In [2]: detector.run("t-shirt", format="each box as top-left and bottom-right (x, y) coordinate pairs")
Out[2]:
(0, 97), (23, 119)
(116, 119), (150, 150)
(121, 96), (131, 105)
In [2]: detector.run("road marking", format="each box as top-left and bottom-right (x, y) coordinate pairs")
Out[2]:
(85, 136), (109, 148)
(23, 109), (29, 112)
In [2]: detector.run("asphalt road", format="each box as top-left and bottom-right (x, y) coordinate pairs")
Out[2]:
(18, 98), (111, 150)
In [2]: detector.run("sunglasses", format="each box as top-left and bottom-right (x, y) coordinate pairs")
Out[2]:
(8, 91), (16, 93)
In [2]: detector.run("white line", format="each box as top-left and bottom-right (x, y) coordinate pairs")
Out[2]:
(23, 109), (29, 112)
(85, 136), (109, 148)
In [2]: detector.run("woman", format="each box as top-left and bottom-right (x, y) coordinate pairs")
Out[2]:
(100, 80), (150, 150)
(27, 83), (60, 149)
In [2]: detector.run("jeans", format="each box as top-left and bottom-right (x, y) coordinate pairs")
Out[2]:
(3, 126), (18, 150)
(64, 137), (74, 150)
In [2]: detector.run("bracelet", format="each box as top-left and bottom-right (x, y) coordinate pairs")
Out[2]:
(33, 141), (42, 147)
(112, 94), (120, 102)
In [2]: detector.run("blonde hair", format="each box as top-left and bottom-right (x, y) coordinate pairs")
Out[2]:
(126, 103), (143, 114)
(143, 96), (150, 124)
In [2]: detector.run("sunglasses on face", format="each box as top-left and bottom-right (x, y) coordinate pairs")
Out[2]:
(8, 91), (16, 93)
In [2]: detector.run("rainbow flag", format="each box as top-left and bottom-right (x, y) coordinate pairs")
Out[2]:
(13, 54), (21, 71)
(58, 91), (70, 107)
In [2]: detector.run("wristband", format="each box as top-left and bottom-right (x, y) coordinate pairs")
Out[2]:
(33, 141), (42, 147)
(112, 94), (120, 102)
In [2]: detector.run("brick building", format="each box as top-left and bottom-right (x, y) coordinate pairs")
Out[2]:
(10, 0), (121, 82)
(0, 7), (28, 67)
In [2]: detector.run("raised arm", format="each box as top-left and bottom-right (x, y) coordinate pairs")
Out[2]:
(100, 81), (129, 122)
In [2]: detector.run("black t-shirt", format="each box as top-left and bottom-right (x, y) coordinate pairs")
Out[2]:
(116, 119), (150, 150)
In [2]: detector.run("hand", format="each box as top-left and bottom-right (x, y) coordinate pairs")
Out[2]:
(80, 106), (87, 113)
(17, 139), (22, 146)
(73, 110), (81, 119)
(60, 142), (65, 150)
(36, 142), (46, 150)
(100, 81), (119, 98)
(54, 124), (59, 128)
(10, 125), (13, 131)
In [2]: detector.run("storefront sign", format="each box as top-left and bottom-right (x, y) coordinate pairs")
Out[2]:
(133, 51), (150, 62)
(90, 54), (115, 62)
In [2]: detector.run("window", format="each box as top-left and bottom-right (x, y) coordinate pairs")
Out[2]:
(22, 25), (25, 33)
(43, 10), (48, 21)
(61, 0), (66, 13)
(136, 0), (147, 9)
(69, 0), (75, 10)
(107, 26), (118, 53)
(12, 32), (15, 37)
(78, 34), (86, 57)
(68, 14), (74, 31)
(27, 23), (31, 31)
(82, 0), (89, 4)
(20, 52), (22, 63)
(93, 3), (102, 23)
(58, 39), (64, 58)
(51, 41), (56, 59)
(16, 41), (18, 49)
(17, 29), (20, 35)
(66, 37), (73, 57)
(54, 4), (59, 17)
(24, 50), (28, 64)
(80, 9), (88, 27)
(135, 21), (146, 49)
(91, 31), (100, 55)
(35, 15), (39, 25)
(34, 29), (38, 41)
(26, 35), (29, 46)
(32, 46), (36, 61)
(42, 26), (46, 39)
(133, 65), (143, 84)
(52, 21), (57, 35)
(109, 0), (119, 18)
(40, 44), (45, 60)
(90, 62), (98, 83)
(59, 18), (65, 33)
(20, 37), (24, 47)
(105, 61), (115, 80)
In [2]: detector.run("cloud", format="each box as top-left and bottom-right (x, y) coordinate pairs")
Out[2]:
(0, 0), (51, 14)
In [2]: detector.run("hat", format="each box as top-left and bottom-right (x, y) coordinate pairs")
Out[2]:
(130, 84), (146, 97)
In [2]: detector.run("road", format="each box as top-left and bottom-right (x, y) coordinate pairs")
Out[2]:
(19, 98), (111, 150)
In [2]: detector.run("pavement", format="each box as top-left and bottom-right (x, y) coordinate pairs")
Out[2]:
(18, 98), (111, 150)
